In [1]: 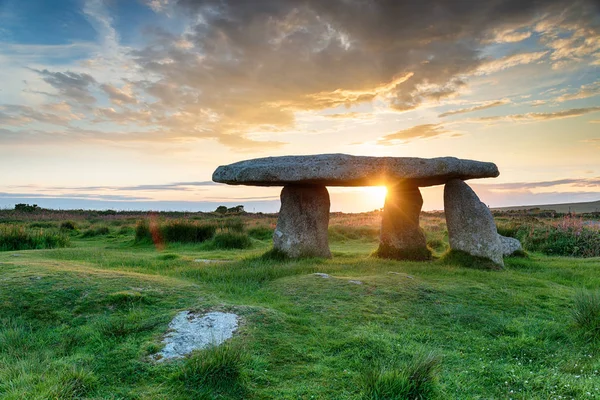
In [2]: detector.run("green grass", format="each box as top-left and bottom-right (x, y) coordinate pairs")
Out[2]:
(0, 225), (70, 251)
(0, 214), (599, 399)
(572, 289), (600, 342)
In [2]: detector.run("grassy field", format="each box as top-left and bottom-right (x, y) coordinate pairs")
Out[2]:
(0, 209), (599, 399)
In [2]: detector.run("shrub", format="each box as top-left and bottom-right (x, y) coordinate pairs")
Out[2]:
(81, 226), (110, 238)
(117, 226), (133, 235)
(362, 352), (441, 400)
(60, 221), (77, 231)
(248, 226), (274, 240)
(571, 290), (600, 342)
(0, 225), (69, 251)
(210, 232), (252, 249)
(14, 203), (39, 212)
(217, 218), (246, 233)
(521, 223), (600, 257)
(134, 220), (153, 243)
(176, 344), (248, 396)
(162, 221), (217, 243)
(29, 222), (57, 229)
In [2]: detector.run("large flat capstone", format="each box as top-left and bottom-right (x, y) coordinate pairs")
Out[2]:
(213, 154), (499, 187)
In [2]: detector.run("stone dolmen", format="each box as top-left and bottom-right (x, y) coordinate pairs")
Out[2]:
(213, 154), (521, 267)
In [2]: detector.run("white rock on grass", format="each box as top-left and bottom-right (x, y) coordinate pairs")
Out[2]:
(156, 311), (238, 361)
(313, 273), (332, 278)
(499, 235), (523, 256)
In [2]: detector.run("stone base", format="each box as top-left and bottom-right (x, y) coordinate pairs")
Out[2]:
(444, 179), (503, 267)
(376, 183), (430, 261)
(273, 185), (331, 258)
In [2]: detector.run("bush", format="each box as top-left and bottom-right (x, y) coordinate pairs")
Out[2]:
(362, 352), (441, 400)
(210, 232), (252, 249)
(14, 203), (39, 212)
(60, 221), (77, 231)
(217, 218), (246, 233)
(176, 344), (248, 397)
(0, 225), (70, 251)
(134, 220), (153, 243)
(117, 226), (133, 235)
(81, 226), (110, 238)
(162, 221), (217, 243)
(521, 224), (600, 257)
(247, 226), (274, 240)
(135, 220), (217, 244)
(572, 290), (600, 342)
(29, 222), (57, 229)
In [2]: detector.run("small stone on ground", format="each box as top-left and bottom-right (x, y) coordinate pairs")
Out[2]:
(156, 311), (238, 361)
(348, 280), (363, 285)
(313, 273), (331, 278)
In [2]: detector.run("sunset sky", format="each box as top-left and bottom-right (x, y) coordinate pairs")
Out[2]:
(1, 0), (599, 212)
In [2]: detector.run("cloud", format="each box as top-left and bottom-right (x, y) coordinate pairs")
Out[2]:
(475, 106), (600, 122)
(479, 177), (600, 191)
(0, 105), (77, 126)
(375, 124), (454, 146)
(324, 112), (374, 119)
(130, 0), (597, 133)
(35, 69), (97, 104)
(556, 81), (600, 102)
(438, 100), (510, 117)
(490, 30), (532, 43)
(100, 84), (138, 105)
(0, 192), (150, 201)
(476, 51), (548, 74)
(5, 0), (600, 152)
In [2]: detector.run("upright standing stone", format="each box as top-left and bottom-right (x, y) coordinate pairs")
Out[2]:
(444, 179), (504, 267)
(377, 183), (431, 260)
(273, 185), (331, 258)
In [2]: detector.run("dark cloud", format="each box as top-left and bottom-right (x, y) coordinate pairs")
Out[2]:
(126, 0), (598, 142)
(35, 69), (97, 104)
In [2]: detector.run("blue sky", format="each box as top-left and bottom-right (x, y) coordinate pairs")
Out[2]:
(0, 0), (599, 212)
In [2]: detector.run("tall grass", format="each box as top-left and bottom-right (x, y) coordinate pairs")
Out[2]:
(499, 215), (600, 257)
(175, 344), (248, 397)
(362, 352), (441, 400)
(134, 220), (217, 244)
(0, 225), (69, 251)
(572, 290), (600, 342)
